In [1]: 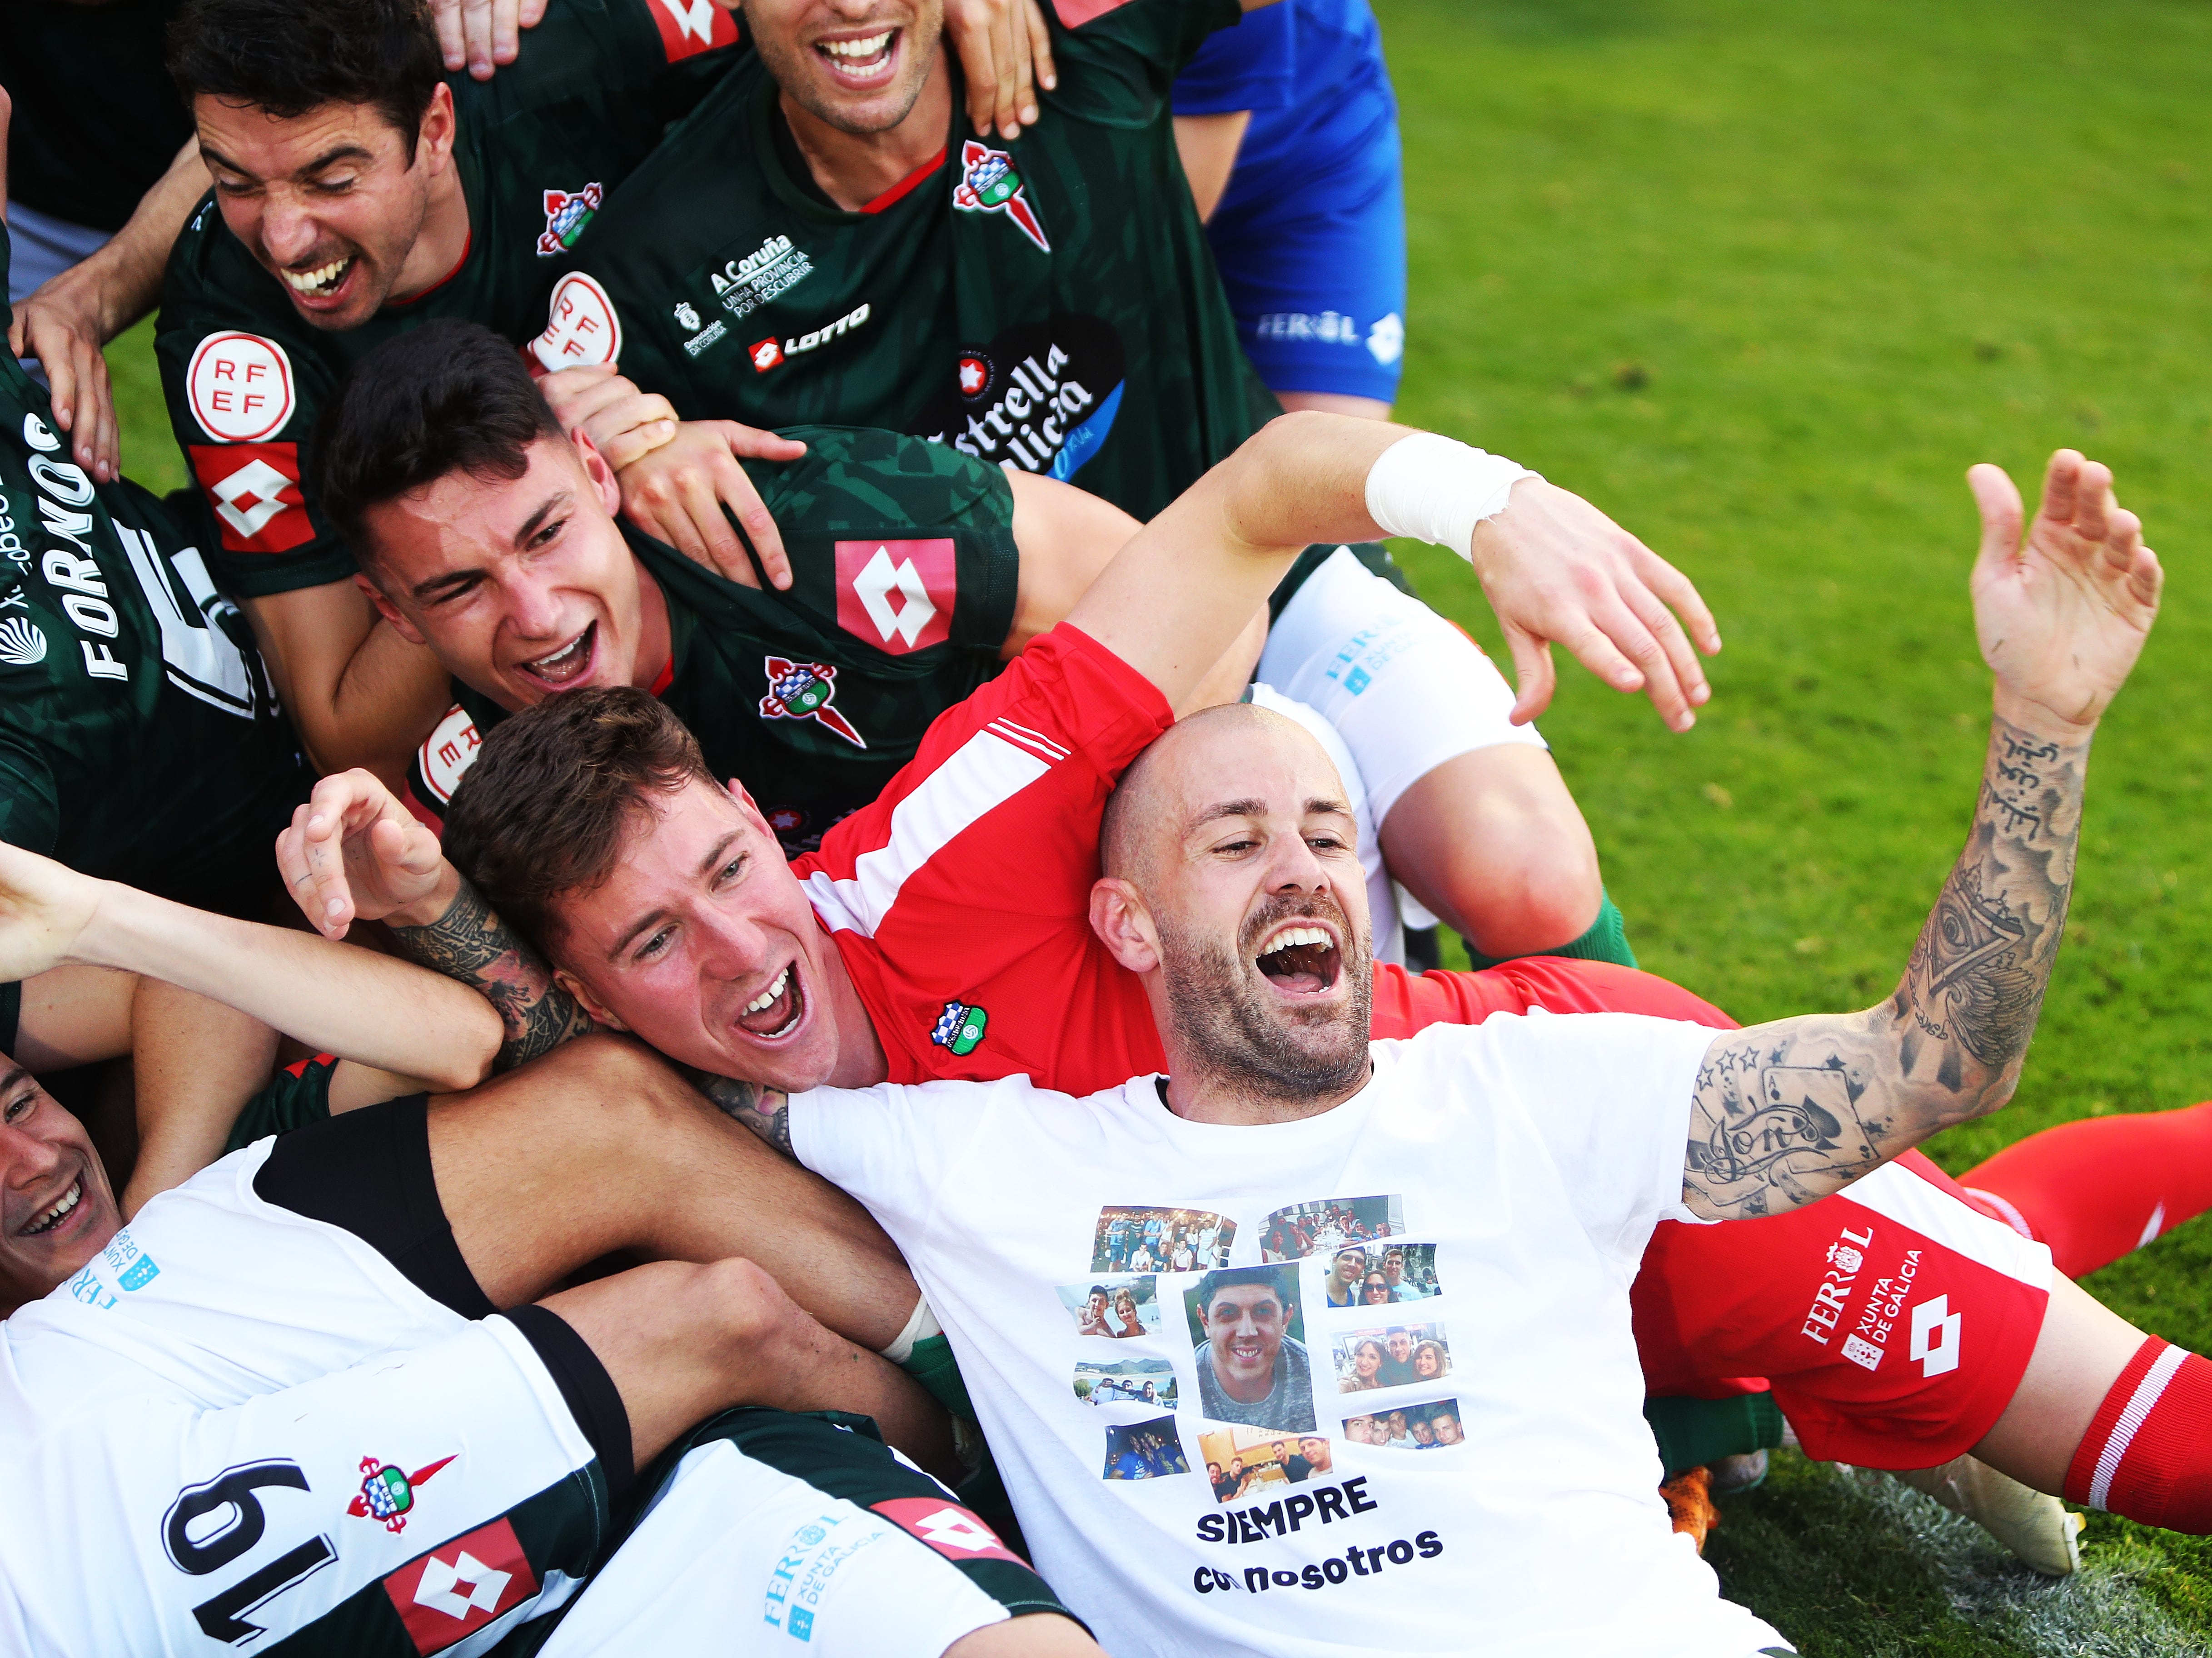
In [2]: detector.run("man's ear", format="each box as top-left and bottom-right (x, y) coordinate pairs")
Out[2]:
(572, 427), (623, 517)
(415, 81), (458, 175)
(1089, 877), (1162, 974)
(355, 571), (424, 644)
(554, 965), (627, 1032)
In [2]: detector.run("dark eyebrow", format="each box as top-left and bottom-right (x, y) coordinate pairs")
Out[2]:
(608, 830), (742, 960)
(198, 141), (375, 183)
(513, 489), (573, 552)
(1185, 796), (1354, 835)
(0, 1067), (31, 1099)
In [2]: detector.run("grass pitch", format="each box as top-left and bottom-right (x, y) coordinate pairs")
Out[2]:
(97, 0), (2210, 1645)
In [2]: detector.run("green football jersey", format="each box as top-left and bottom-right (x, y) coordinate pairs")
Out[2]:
(409, 427), (1019, 854)
(0, 222), (309, 906)
(533, 0), (1277, 526)
(154, 0), (746, 600)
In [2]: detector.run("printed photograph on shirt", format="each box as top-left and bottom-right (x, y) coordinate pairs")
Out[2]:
(1316, 1242), (1441, 1308)
(1075, 1358), (1180, 1408)
(1101, 1416), (1192, 1482)
(1260, 1194), (1405, 1262)
(1059, 1275), (1162, 1338)
(1343, 1398), (1463, 1450)
(1199, 1424), (1337, 1504)
(1332, 1322), (1451, 1394)
(1184, 1264), (1316, 1433)
(1090, 1205), (1236, 1273)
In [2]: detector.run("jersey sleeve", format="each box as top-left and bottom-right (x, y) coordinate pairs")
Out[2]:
(1171, 3), (1298, 114)
(787, 1079), (989, 1240)
(794, 622), (1171, 944)
(1046, 0), (1247, 124)
(155, 206), (353, 599)
(1459, 1012), (1721, 1261)
(1369, 959), (1741, 1039)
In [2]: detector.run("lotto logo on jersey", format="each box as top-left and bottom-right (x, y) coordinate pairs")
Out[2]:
(869, 1498), (1027, 1565)
(648, 0), (739, 60)
(537, 182), (603, 256)
(750, 337), (784, 373)
(530, 273), (624, 371)
(951, 141), (1051, 252)
(835, 538), (956, 654)
(189, 443), (314, 554)
(759, 656), (866, 748)
(384, 1517), (537, 1654)
(186, 330), (297, 442)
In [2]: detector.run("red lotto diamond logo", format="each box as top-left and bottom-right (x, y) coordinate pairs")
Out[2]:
(648, 0), (739, 60)
(835, 538), (955, 654)
(869, 1499), (1027, 1566)
(189, 443), (313, 554)
(383, 1517), (537, 1655)
(750, 337), (784, 373)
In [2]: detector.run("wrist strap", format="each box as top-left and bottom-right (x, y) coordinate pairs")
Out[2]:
(1364, 431), (1538, 560)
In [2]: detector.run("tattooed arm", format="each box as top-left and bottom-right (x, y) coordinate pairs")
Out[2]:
(277, 769), (593, 1071)
(1682, 451), (2162, 1221)
(696, 1072), (794, 1157)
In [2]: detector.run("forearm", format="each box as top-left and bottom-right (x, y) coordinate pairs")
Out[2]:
(387, 872), (597, 1071)
(1215, 411), (1406, 553)
(52, 138), (204, 340)
(74, 883), (502, 1090)
(241, 589), (449, 785)
(1684, 704), (2090, 1219)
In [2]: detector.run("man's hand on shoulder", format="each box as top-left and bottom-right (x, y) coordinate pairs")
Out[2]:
(276, 769), (455, 938)
(432, 0), (550, 80)
(8, 276), (118, 482)
(616, 419), (807, 590)
(539, 364), (678, 469)
(945, 0), (1058, 140)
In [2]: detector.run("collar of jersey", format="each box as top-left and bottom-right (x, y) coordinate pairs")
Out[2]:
(749, 54), (959, 221)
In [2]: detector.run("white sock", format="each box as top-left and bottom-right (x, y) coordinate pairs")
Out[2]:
(879, 1295), (943, 1364)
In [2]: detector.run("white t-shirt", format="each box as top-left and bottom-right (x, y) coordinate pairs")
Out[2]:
(793, 1011), (1791, 1658)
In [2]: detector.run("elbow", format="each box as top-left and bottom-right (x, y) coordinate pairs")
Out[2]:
(433, 1009), (504, 1093)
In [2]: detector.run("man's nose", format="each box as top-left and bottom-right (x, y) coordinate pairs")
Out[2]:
(257, 196), (325, 267)
(501, 576), (567, 640)
(693, 904), (769, 982)
(1262, 831), (1331, 894)
(1, 1124), (65, 1189)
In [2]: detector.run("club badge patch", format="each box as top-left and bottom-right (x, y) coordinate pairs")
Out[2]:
(930, 1000), (989, 1056)
(349, 1455), (455, 1534)
(952, 141), (1051, 253)
(759, 656), (865, 749)
(536, 183), (603, 256)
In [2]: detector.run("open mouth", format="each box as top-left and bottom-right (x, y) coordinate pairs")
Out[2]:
(735, 963), (805, 1040)
(813, 27), (899, 88)
(517, 621), (598, 692)
(281, 253), (358, 305)
(1255, 923), (1342, 996)
(20, 1174), (82, 1239)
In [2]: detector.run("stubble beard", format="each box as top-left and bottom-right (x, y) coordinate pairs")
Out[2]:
(756, 7), (943, 137)
(1156, 890), (1373, 1112)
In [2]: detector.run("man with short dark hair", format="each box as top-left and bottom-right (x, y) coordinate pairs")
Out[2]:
(1321, 1243), (1364, 1308)
(1375, 1324), (1416, 1387)
(1190, 1265), (1310, 1431)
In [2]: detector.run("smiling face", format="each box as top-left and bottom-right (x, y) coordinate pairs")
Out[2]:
(1329, 1247), (1365, 1291)
(1352, 1340), (1381, 1379)
(359, 434), (670, 712)
(1199, 1281), (1292, 1404)
(0, 1065), (120, 1315)
(1415, 1343), (1443, 1380)
(543, 776), (854, 1091)
(195, 86), (454, 330)
(744, 0), (944, 135)
(1362, 1275), (1390, 1304)
(1095, 707), (1375, 1116)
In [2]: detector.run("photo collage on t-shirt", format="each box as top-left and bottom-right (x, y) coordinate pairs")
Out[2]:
(1058, 1194), (1459, 1492)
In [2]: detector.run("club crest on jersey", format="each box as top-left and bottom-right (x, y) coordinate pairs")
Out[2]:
(952, 141), (1051, 253)
(536, 182), (603, 256)
(930, 1000), (988, 1056)
(759, 656), (866, 749)
(349, 1454), (455, 1534)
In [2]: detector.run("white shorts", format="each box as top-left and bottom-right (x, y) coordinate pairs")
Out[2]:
(1260, 546), (1545, 828)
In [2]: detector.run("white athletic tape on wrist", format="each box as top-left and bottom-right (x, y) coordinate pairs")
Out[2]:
(1364, 431), (1539, 561)
(879, 1295), (943, 1364)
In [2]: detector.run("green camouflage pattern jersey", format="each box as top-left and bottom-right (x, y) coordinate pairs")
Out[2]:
(532, 0), (1276, 525)
(154, 0), (745, 599)
(0, 223), (309, 907)
(409, 427), (1018, 854)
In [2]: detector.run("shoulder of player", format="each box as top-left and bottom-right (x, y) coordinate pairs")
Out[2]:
(450, 0), (714, 115)
(741, 425), (1015, 525)
(562, 51), (763, 259)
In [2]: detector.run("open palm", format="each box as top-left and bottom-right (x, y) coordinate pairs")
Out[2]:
(1969, 450), (2162, 731)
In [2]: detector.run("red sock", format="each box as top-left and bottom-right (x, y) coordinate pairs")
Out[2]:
(2061, 1337), (2212, 1533)
(1959, 1101), (2212, 1278)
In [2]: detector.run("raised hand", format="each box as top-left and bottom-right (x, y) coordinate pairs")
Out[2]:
(1969, 450), (2162, 737)
(539, 364), (678, 469)
(0, 841), (101, 984)
(276, 770), (453, 939)
(617, 419), (808, 589)
(1468, 479), (1722, 733)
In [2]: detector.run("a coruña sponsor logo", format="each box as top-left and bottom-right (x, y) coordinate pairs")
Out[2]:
(920, 315), (1125, 482)
(710, 234), (813, 320)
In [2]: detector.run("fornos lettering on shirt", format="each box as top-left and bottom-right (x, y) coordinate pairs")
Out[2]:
(922, 316), (1126, 482)
(18, 413), (132, 682)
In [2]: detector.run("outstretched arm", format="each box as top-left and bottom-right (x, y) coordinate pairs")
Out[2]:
(1682, 451), (2162, 1220)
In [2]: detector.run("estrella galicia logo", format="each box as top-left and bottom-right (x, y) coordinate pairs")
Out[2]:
(920, 315), (1124, 482)
(758, 656), (867, 749)
(930, 1000), (988, 1056)
(951, 141), (1050, 253)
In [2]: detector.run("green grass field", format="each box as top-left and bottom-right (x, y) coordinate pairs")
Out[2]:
(95, 0), (2210, 1646)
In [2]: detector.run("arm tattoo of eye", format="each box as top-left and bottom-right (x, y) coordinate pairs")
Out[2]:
(696, 1070), (793, 1158)
(389, 878), (596, 1072)
(1683, 715), (2088, 1220)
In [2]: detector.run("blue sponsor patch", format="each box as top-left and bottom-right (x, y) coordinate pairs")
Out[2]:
(119, 1255), (160, 1292)
(1049, 381), (1125, 481)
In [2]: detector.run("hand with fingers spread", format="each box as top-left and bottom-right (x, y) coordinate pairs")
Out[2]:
(0, 841), (104, 986)
(430, 0), (550, 79)
(616, 419), (808, 589)
(1968, 449), (2162, 738)
(945, 0), (1058, 139)
(277, 770), (456, 939)
(540, 364), (679, 469)
(1468, 478), (1722, 733)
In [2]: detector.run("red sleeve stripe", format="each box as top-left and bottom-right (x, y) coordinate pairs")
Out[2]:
(985, 717), (1071, 763)
(802, 729), (1056, 938)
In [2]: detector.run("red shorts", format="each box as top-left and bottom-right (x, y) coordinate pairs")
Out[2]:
(1632, 1150), (2053, 1467)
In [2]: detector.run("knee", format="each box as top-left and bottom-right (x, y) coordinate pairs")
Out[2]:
(689, 1256), (813, 1367)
